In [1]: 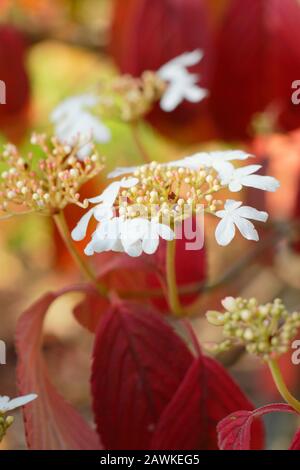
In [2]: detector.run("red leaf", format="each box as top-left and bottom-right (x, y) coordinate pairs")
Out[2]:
(0, 24), (30, 141)
(98, 252), (160, 296)
(110, 0), (137, 66)
(218, 403), (295, 450)
(0, 25), (29, 117)
(151, 354), (264, 450)
(73, 285), (109, 333)
(290, 427), (300, 450)
(91, 301), (194, 449)
(211, 0), (300, 140)
(74, 253), (162, 331)
(16, 290), (102, 449)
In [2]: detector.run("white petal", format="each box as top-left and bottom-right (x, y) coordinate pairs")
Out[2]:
(66, 112), (94, 138)
(85, 218), (122, 255)
(233, 216), (259, 242)
(215, 217), (236, 246)
(228, 181), (243, 192)
(125, 240), (143, 257)
(71, 208), (94, 241)
(215, 209), (226, 218)
(120, 177), (139, 188)
(160, 83), (184, 112)
(241, 175), (280, 192)
(87, 116), (111, 144)
(187, 150), (251, 169)
(210, 150), (252, 162)
(84, 233), (112, 255)
(234, 164), (262, 177)
(89, 178), (139, 206)
(214, 161), (235, 183)
(111, 238), (124, 253)
(223, 199), (243, 212)
(235, 206), (269, 222)
(51, 97), (81, 122)
(184, 85), (208, 103)
(76, 142), (94, 160)
(0, 396), (10, 409)
(84, 241), (96, 256)
(184, 152), (213, 168)
(157, 223), (175, 241)
(100, 236), (120, 252)
(81, 113), (110, 143)
(168, 158), (199, 170)
(54, 116), (79, 142)
(51, 94), (110, 156)
(93, 203), (115, 221)
(88, 182), (120, 204)
(120, 218), (149, 247)
(142, 236), (159, 255)
(159, 50), (203, 75)
(107, 166), (140, 179)
(51, 94), (99, 121)
(4, 394), (37, 412)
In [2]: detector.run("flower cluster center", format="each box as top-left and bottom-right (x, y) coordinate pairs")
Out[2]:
(100, 72), (166, 122)
(206, 297), (300, 360)
(116, 162), (223, 223)
(0, 134), (104, 216)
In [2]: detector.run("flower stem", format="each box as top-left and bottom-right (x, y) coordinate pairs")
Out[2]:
(268, 358), (300, 414)
(166, 239), (183, 316)
(131, 122), (151, 164)
(53, 211), (107, 297)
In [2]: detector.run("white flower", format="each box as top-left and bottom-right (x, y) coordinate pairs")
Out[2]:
(84, 217), (124, 255)
(71, 177), (139, 242)
(157, 50), (208, 112)
(160, 50), (203, 71)
(215, 199), (268, 246)
(114, 151), (277, 194)
(107, 150), (252, 179)
(180, 150), (252, 170)
(0, 394), (37, 414)
(120, 218), (175, 257)
(108, 165), (142, 179)
(84, 217), (174, 257)
(214, 162), (280, 192)
(51, 94), (111, 159)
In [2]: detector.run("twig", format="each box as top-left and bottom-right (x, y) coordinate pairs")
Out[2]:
(130, 122), (151, 164)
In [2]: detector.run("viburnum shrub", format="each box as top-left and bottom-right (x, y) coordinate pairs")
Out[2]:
(1, 49), (300, 451)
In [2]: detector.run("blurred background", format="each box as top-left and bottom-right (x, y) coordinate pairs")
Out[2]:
(1, 0), (300, 450)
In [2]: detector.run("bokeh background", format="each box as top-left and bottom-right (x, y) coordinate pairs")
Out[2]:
(1, 0), (300, 449)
